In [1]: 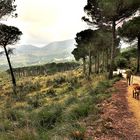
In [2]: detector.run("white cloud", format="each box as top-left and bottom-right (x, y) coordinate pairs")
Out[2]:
(4, 0), (87, 46)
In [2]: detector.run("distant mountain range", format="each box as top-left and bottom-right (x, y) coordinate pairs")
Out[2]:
(0, 39), (76, 70)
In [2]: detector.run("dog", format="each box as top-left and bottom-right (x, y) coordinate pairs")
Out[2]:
(131, 83), (140, 99)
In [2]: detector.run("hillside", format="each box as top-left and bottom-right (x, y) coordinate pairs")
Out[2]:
(0, 67), (122, 140)
(0, 39), (75, 70)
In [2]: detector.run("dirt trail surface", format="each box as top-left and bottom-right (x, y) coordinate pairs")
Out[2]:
(84, 78), (140, 140)
(128, 76), (140, 129)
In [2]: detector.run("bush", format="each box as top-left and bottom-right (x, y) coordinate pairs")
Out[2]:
(8, 128), (39, 140)
(53, 76), (66, 87)
(69, 124), (86, 140)
(32, 104), (63, 130)
(1, 109), (30, 129)
(93, 80), (111, 94)
(2, 109), (26, 122)
(0, 120), (14, 132)
(17, 81), (41, 96)
(62, 102), (92, 121)
(64, 96), (79, 106)
(45, 123), (85, 140)
(46, 79), (53, 87)
(27, 94), (43, 108)
(45, 88), (57, 97)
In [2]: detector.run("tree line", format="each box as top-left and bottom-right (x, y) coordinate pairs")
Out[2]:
(0, 0), (140, 93)
(72, 0), (140, 78)
(7, 62), (80, 77)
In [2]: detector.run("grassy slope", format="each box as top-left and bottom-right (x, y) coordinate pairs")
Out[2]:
(0, 70), (120, 140)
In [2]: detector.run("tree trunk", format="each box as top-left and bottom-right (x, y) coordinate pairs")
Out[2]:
(95, 56), (97, 73)
(83, 57), (86, 75)
(97, 53), (99, 74)
(88, 46), (92, 77)
(109, 19), (116, 79)
(137, 37), (140, 73)
(106, 48), (111, 72)
(102, 51), (105, 72)
(4, 46), (16, 93)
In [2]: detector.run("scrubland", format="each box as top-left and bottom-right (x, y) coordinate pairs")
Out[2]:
(0, 69), (120, 140)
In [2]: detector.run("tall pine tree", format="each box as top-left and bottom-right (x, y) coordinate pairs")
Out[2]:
(83, 0), (140, 78)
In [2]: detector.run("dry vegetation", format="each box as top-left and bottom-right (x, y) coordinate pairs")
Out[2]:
(0, 69), (120, 140)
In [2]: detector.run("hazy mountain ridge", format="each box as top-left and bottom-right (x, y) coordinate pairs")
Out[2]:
(0, 39), (75, 70)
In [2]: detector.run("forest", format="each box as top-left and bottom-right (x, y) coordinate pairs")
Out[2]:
(0, 0), (140, 140)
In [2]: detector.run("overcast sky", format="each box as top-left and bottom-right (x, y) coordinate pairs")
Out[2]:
(3, 0), (87, 46)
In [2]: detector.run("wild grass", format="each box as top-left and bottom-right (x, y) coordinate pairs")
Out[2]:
(0, 70), (120, 139)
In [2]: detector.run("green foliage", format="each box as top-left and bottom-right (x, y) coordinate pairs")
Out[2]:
(45, 88), (57, 97)
(93, 80), (111, 94)
(0, 70), (121, 139)
(83, 0), (140, 78)
(115, 56), (128, 69)
(84, 0), (140, 25)
(53, 76), (66, 87)
(63, 102), (92, 121)
(0, 119), (13, 132)
(111, 76), (122, 83)
(118, 16), (140, 41)
(14, 81), (42, 101)
(115, 47), (137, 70)
(10, 62), (80, 77)
(32, 104), (63, 130)
(0, 24), (22, 46)
(118, 17), (140, 71)
(72, 29), (95, 60)
(64, 96), (79, 106)
(17, 81), (41, 94)
(27, 94), (43, 108)
(0, 0), (16, 19)
(121, 47), (137, 60)
(45, 123), (86, 140)
(69, 123), (86, 140)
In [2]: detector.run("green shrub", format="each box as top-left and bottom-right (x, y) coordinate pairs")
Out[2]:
(46, 79), (53, 87)
(111, 76), (122, 83)
(45, 123), (85, 140)
(63, 102), (91, 121)
(1, 109), (30, 129)
(64, 96), (79, 106)
(45, 88), (57, 97)
(53, 76), (66, 87)
(95, 93), (111, 103)
(0, 119), (14, 132)
(93, 80), (111, 94)
(27, 94), (43, 108)
(67, 77), (79, 88)
(67, 84), (74, 91)
(2, 109), (26, 122)
(32, 104), (63, 130)
(7, 128), (40, 140)
(17, 81), (41, 95)
(69, 123), (86, 140)
(0, 133), (15, 140)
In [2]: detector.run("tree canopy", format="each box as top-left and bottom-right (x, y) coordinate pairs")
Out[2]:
(118, 16), (140, 41)
(0, 24), (22, 46)
(0, 0), (16, 19)
(83, 0), (140, 26)
(83, 0), (140, 78)
(118, 16), (140, 72)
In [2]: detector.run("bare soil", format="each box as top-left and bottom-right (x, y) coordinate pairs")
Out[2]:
(84, 78), (140, 140)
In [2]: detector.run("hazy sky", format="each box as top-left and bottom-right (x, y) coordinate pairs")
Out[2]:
(3, 0), (87, 46)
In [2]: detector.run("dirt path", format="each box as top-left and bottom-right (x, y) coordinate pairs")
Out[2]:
(127, 76), (140, 129)
(85, 78), (140, 140)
